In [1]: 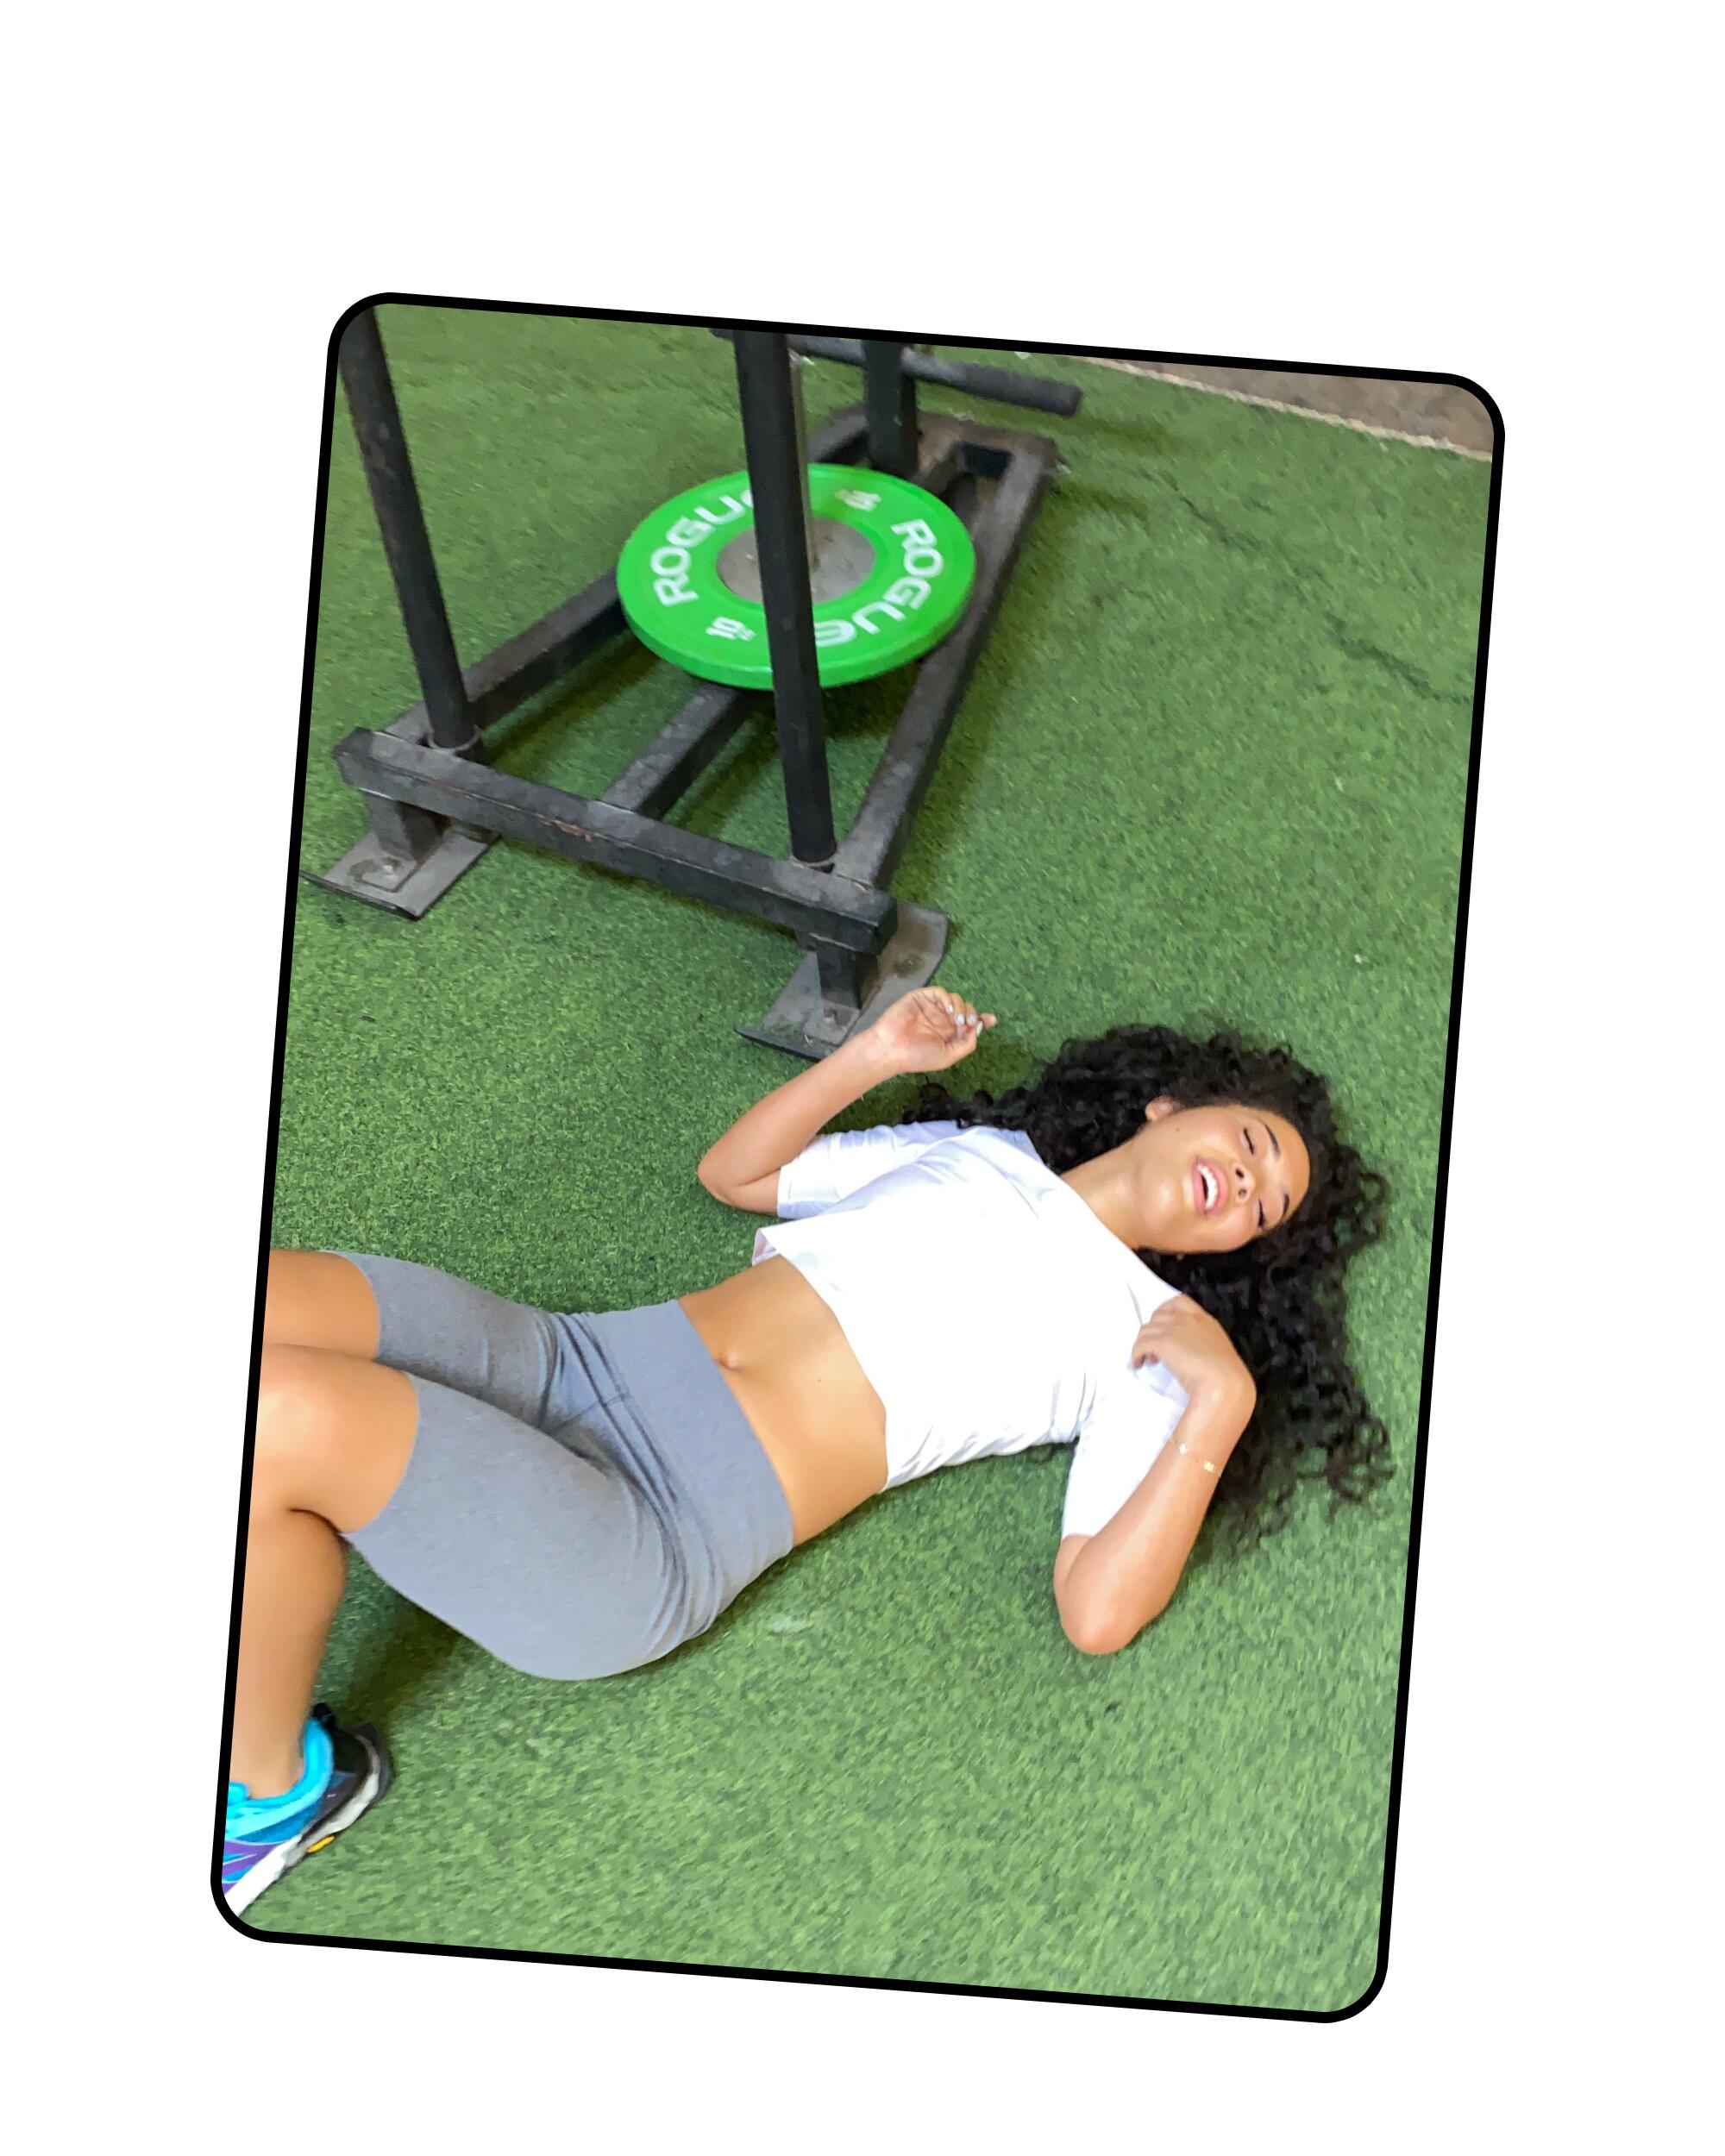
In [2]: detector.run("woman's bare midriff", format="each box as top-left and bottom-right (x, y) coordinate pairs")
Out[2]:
(677, 1257), (889, 1545)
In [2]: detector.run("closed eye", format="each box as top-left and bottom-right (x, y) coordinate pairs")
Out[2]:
(1244, 1125), (1267, 1232)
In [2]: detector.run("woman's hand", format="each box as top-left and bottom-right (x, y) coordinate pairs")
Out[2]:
(864, 986), (998, 1075)
(1130, 1296), (1257, 1420)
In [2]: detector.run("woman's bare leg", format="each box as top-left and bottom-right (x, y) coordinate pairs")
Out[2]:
(263, 1251), (381, 1361)
(232, 1343), (417, 1796)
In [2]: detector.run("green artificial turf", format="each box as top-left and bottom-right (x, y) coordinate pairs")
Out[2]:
(255, 304), (1490, 2012)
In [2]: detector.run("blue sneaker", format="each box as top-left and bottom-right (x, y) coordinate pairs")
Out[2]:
(223, 1704), (392, 1917)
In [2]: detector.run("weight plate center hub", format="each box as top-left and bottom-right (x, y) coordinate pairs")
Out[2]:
(618, 463), (977, 690)
(717, 517), (876, 605)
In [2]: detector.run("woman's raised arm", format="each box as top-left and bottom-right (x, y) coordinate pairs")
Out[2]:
(1054, 1299), (1258, 1654)
(1053, 1382), (1253, 1653)
(696, 987), (994, 1212)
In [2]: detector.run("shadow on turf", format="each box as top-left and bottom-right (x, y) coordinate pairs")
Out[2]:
(337, 1599), (469, 1736)
(1061, 410), (1182, 459)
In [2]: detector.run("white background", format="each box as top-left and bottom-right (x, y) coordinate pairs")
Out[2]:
(8, 3), (1715, 2146)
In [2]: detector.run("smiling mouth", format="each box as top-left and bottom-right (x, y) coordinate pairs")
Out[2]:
(1192, 1159), (1223, 1217)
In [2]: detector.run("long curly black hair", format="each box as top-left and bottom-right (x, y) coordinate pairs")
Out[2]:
(901, 1023), (1393, 1537)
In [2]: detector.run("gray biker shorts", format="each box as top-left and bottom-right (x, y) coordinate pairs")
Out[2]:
(333, 1252), (795, 1681)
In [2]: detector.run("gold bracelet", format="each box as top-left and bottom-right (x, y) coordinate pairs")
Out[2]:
(1175, 1439), (1219, 1476)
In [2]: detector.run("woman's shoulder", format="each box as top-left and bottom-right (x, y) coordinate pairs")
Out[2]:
(900, 1118), (1038, 1157)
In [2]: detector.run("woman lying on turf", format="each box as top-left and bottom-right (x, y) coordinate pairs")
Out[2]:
(223, 990), (1390, 1915)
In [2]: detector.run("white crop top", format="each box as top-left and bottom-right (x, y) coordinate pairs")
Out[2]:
(751, 1120), (1193, 1537)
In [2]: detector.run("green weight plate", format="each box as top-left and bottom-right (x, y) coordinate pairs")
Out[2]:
(616, 463), (977, 689)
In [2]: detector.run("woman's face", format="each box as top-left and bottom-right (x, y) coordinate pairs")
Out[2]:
(1130, 1098), (1313, 1255)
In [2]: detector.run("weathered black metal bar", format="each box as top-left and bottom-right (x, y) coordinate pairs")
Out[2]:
(789, 354), (818, 572)
(334, 729), (896, 953)
(338, 310), (480, 754)
(602, 679), (755, 819)
(834, 429), (1056, 893)
(359, 790), (444, 864)
(812, 945), (868, 1021)
(892, 348), (1082, 419)
(806, 405), (869, 465)
(862, 340), (918, 477)
(942, 470), (982, 529)
(913, 440), (964, 502)
(732, 331), (837, 869)
(460, 574), (624, 732)
(379, 572), (626, 745)
(712, 331), (1082, 417)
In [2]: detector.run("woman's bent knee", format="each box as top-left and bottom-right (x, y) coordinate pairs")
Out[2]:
(252, 1345), (333, 1499)
(264, 1251), (382, 1360)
